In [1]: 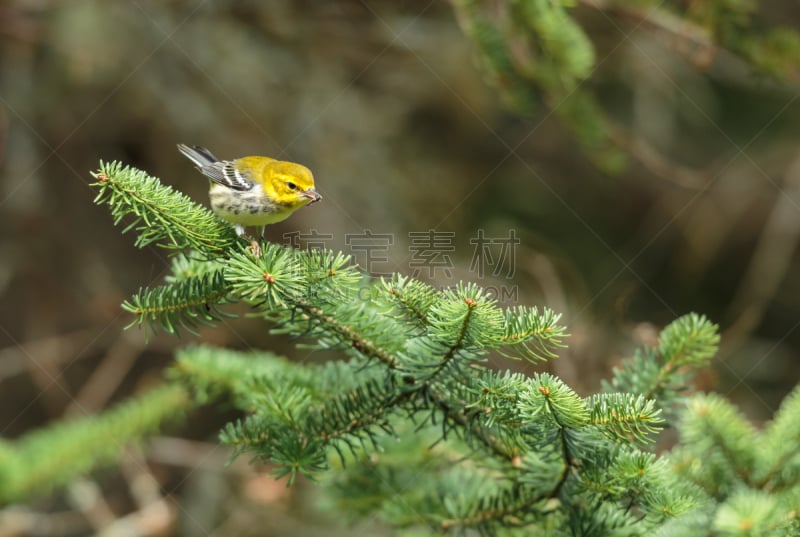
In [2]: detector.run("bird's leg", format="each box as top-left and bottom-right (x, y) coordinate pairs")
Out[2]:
(235, 224), (262, 257)
(248, 225), (266, 257)
(249, 241), (262, 257)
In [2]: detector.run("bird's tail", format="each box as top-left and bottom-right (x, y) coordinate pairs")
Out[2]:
(177, 144), (219, 167)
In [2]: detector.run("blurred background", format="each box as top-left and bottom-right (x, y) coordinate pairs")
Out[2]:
(1, 1), (799, 535)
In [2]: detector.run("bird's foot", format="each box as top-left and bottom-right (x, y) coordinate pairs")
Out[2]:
(248, 239), (262, 257)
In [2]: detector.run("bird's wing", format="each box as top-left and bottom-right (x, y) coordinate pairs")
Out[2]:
(194, 161), (254, 191)
(177, 144), (219, 167)
(217, 161), (255, 191)
(178, 144), (255, 191)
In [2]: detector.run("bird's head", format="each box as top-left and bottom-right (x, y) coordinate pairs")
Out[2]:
(268, 160), (321, 208)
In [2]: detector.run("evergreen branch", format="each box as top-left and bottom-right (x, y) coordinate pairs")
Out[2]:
(122, 271), (233, 336)
(470, 370), (531, 429)
(86, 161), (774, 533)
(666, 385), (800, 535)
(449, 0), (625, 172)
(175, 346), (397, 478)
(450, 0), (538, 112)
(642, 313), (719, 404)
(594, 449), (701, 521)
(219, 406), (307, 454)
(678, 393), (759, 494)
(428, 283), (504, 350)
(293, 299), (400, 368)
(0, 385), (189, 502)
(519, 373), (589, 430)
(220, 414), (328, 485)
(604, 313), (719, 414)
(224, 243), (305, 308)
(165, 252), (226, 282)
(517, 447), (568, 497)
(381, 273), (438, 328)
(424, 291), (479, 380)
(300, 249), (363, 293)
(283, 292), (519, 462)
(604, 448), (659, 494)
(169, 345), (295, 406)
(172, 345), (387, 412)
(91, 161), (239, 256)
(658, 313), (719, 369)
(223, 244), (401, 367)
(400, 283), (504, 384)
(395, 286), (529, 461)
(309, 380), (404, 450)
(713, 489), (795, 536)
(438, 486), (539, 531)
(219, 380), (402, 482)
(375, 464), (541, 532)
(759, 385), (800, 489)
(225, 244), (362, 310)
(514, 374), (589, 503)
(220, 254), (560, 465)
(588, 393), (665, 444)
(498, 306), (567, 362)
(451, 0), (595, 95)
(515, 0), (595, 88)
(426, 385), (519, 461)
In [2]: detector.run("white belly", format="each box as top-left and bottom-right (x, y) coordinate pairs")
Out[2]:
(208, 183), (292, 226)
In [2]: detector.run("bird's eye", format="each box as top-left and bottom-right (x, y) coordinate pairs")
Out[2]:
(287, 182), (297, 190)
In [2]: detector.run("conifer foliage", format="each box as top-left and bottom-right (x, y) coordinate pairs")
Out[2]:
(449, 0), (800, 174)
(3, 161), (799, 537)
(89, 162), (792, 535)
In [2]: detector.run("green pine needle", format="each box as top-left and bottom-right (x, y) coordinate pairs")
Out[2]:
(92, 160), (239, 256)
(658, 313), (720, 368)
(0, 385), (189, 502)
(122, 270), (233, 337)
(83, 161), (794, 536)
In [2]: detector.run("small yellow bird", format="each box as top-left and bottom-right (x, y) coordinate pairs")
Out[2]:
(177, 144), (321, 239)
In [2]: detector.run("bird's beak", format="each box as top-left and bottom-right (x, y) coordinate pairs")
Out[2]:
(303, 188), (321, 206)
